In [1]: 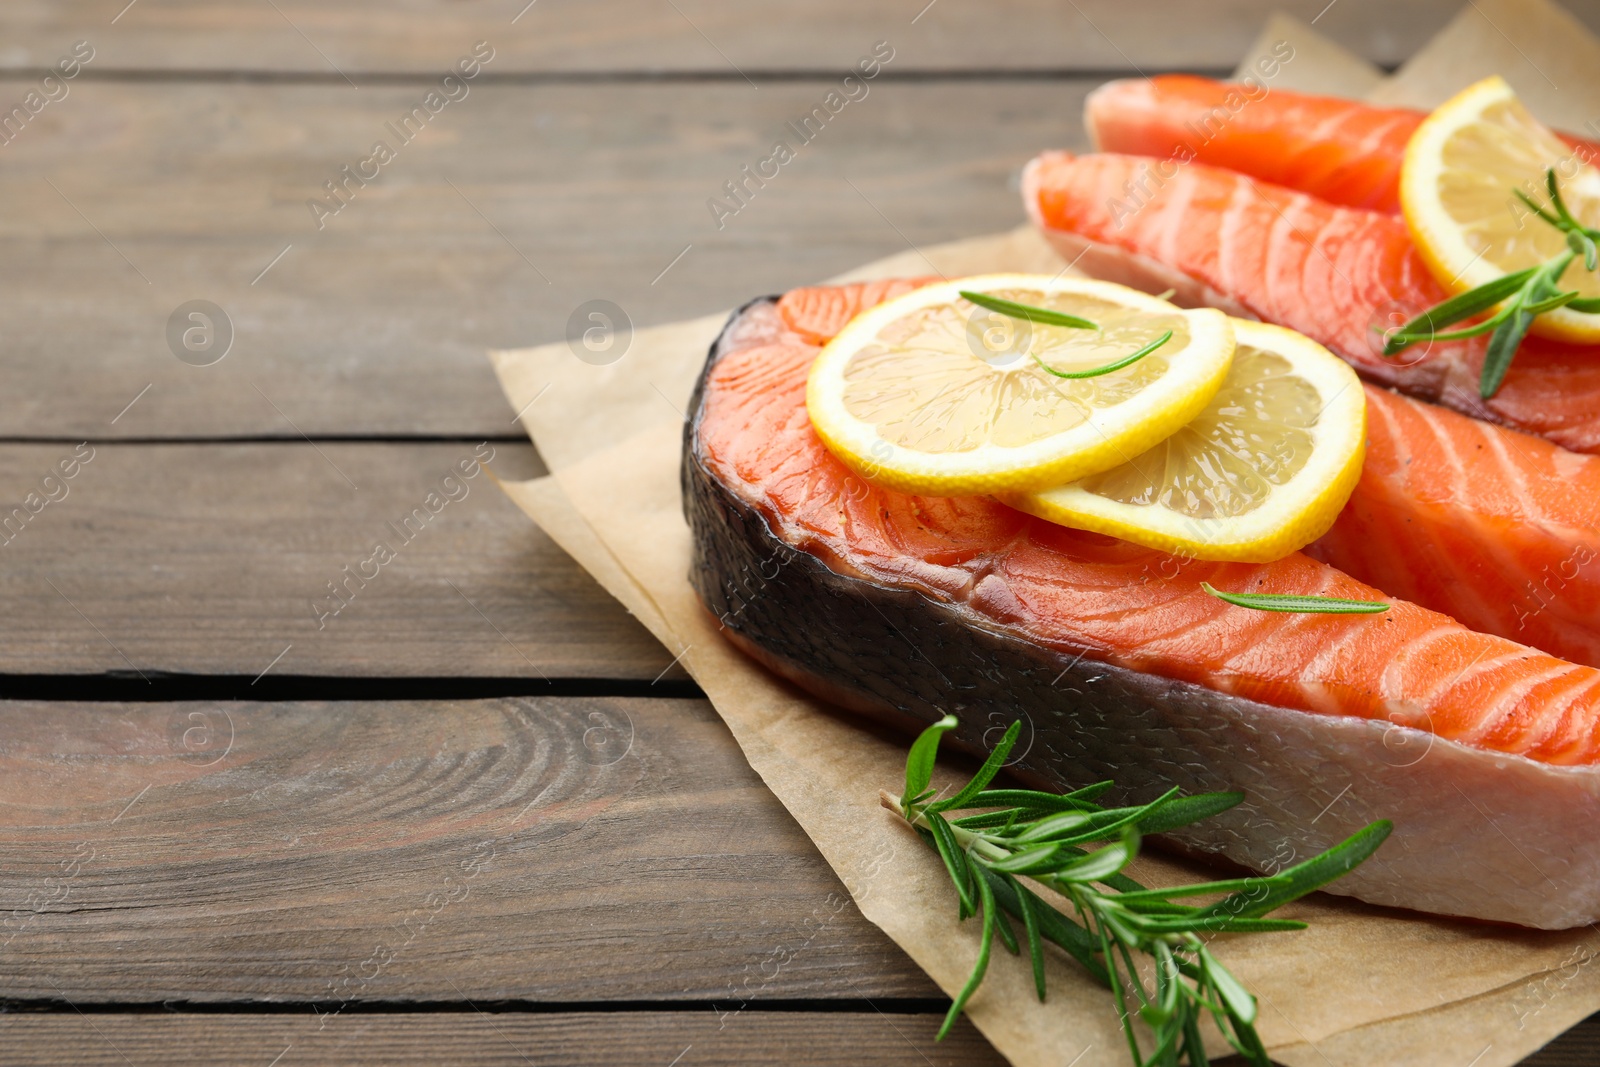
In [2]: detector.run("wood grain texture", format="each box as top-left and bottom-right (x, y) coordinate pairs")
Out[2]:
(0, 79), (1084, 438)
(0, 0), (1544, 74)
(0, 1011), (1004, 1066)
(0, 442), (681, 678)
(1, 1011), (1592, 1067)
(0, 697), (935, 1002)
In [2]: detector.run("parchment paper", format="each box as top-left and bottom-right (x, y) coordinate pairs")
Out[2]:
(489, 6), (1600, 1063)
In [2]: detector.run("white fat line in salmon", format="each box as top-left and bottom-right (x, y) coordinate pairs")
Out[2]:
(1105, 40), (1295, 231)
(310, 443), (496, 630)
(706, 40), (896, 231)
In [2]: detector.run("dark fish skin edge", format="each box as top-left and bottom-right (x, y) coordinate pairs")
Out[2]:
(679, 297), (1600, 929)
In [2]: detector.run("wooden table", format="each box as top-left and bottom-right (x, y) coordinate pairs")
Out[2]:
(3, 3), (1598, 1063)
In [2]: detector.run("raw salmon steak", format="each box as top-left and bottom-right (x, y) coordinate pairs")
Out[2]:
(1023, 150), (1600, 454)
(686, 282), (1600, 929)
(1085, 75), (1600, 213)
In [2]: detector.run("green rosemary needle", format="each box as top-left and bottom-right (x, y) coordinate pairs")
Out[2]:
(1382, 167), (1600, 399)
(889, 715), (1391, 1066)
(1200, 582), (1389, 614)
(961, 290), (1100, 330)
(959, 290), (1173, 379)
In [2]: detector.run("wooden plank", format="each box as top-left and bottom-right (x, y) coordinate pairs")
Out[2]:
(0, 1010), (1591, 1067)
(0, 442), (681, 679)
(0, 1011), (1004, 1066)
(0, 1), (1534, 74)
(0, 79), (1088, 438)
(0, 697), (936, 1002)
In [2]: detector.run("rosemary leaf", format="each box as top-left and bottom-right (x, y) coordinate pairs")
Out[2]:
(988, 841), (1064, 874)
(904, 713), (958, 801)
(1198, 946), (1257, 1024)
(1515, 186), (1563, 228)
(960, 290), (1098, 330)
(1135, 790), (1245, 834)
(1480, 307), (1536, 399)
(1523, 289), (1579, 316)
(1200, 582), (1388, 614)
(1181, 1009), (1211, 1067)
(1198, 819), (1393, 921)
(938, 863), (999, 1040)
(976, 863), (1108, 980)
(1382, 268), (1535, 354)
(967, 784), (1115, 809)
(925, 719), (1021, 813)
(925, 810), (976, 919)
(1053, 834), (1138, 882)
(1034, 330), (1172, 380)
(994, 903), (1021, 956)
(1014, 878), (1048, 999)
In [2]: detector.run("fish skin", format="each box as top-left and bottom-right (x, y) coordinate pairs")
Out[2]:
(1023, 150), (1600, 454)
(1085, 75), (1600, 213)
(685, 292), (1600, 928)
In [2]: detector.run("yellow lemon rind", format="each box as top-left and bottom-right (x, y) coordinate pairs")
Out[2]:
(805, 274), (1236, 497)
(1002, 320), (1367, 563)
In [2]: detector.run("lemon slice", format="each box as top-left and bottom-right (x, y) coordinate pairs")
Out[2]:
(805, 274), (1234, 496)
(1402, 75), (1600, 344)
(1003, 320), (1365, 563)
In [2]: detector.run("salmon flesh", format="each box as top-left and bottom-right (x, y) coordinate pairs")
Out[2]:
(1085, 75), (1600, 214)
(1023, 150), (1600, 455)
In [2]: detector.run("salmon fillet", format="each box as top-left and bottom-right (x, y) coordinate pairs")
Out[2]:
(1086, 75), (1600, 213)
(685, 286), (1600, 927)
(1023, 150), (1600, 454)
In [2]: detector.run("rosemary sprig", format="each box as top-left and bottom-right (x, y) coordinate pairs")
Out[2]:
(1200, 582), (1389, 614)
(1382, 167), (1600, 399)
(960, 290), (1173, 379)
(889, 715), (1392, 1066)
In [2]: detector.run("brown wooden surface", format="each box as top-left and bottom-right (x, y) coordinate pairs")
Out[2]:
(0, 79), (1085, 438)
(5, 2), (1600, 1065)
(0, 1), (1528, 75)
(0, 1012), (1006, 1067)
(2, 1013), (1597, 1067)
(0, 697), (930, 1002)
(0, 442), (681, 679)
